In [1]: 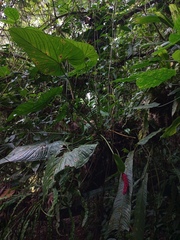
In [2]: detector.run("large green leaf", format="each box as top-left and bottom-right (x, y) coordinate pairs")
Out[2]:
(54, 144), (97, 176)
(9, 28), (98, 76)
(136, 68), (176, 89)
(133, 173), (148, 240)
(8, 86), (62, 121)
(108, 151), (134, 235)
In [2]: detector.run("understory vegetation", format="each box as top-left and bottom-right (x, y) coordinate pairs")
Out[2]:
(0, 0), (180, 239)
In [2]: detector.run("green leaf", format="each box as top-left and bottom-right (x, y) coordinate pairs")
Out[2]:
(133, 173), (148, 240)
(0, 66), (10, 77)
(113, 154), (125, 173)
(155, 12), (174, 28)
(4, 7), (19, 23)
(66, 39), (98, 76)
(135, 15), (160, 24)
(108, 151), (134, 234)
(172, 50), (180, 62)
(9, 28), (98, 76)
(114, 74), (137, 83)
(136, 68), (176, 89)
(54, 144), (97, 176)
(169, 4), (180, 31)
(169, 33), (180, 44)
(8, 87), (62, 121)
(138, 129), (162, 145)
(161, 116), (180, 138)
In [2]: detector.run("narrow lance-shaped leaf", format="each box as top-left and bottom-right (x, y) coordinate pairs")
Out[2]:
(161, 116), (180, 138)
(7, 86), (63, 121)
(108, 151), (134, 235)
(133, 173), (148, 240)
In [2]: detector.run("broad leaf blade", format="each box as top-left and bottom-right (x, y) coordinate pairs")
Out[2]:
(4, 7), (19, 22)
(136, 68), (176, 89)
(0, 141), (65, 164)
(54, 144), (97, 175)
(9, 28), (83, 76)
(108, 151), (134, 234)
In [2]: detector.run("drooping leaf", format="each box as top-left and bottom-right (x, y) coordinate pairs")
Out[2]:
(67, 39), (99, 76)
(135, 15), (160, 24)
(0, 66), (10, 77)
(133, 173), (148, 240)
(8, 86), (62, 121)
(138, 129), (162, 145)
(54, 144), (97, 176)
(9, 28), (98, 76)
(161, 116), (180, 138)
(0, 141), (65, 164)
(172, 50), (180, 62)
(113, 154), (125, 173)
(136, 68), (176, 89)
(108, 151), (134, 235)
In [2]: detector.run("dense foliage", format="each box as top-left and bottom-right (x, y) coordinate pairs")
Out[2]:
(0, 0), (180, 239)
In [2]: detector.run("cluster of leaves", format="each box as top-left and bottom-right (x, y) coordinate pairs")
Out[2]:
(0, 0), (180, 239)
